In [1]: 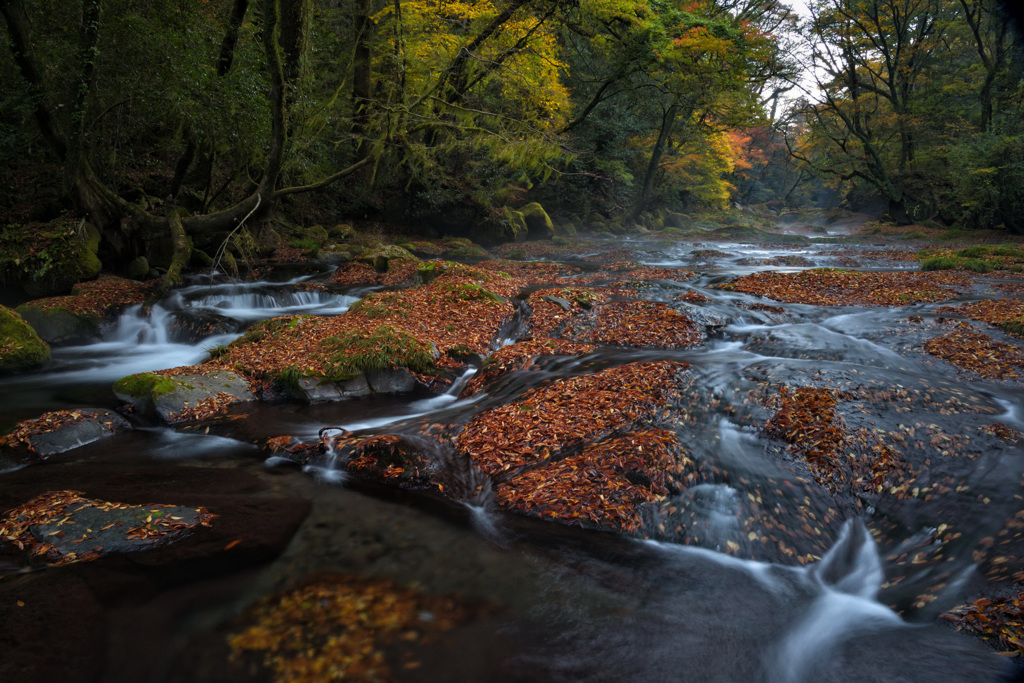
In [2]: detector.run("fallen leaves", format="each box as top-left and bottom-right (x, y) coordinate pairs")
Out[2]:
(21, 275), (155, 317)
(938, 299), (1024, 337)
(0, 490), (214, 568)
(562, 300), (703, 349)
(496, 429), (701, 532)
(720, 268), (969, 306)
(458, 361), (688, 478)
(923, 325), (1024, 380)
(228, 575), (487, 683)
(0, 410), (92, 452)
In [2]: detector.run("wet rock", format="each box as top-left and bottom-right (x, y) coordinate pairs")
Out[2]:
(16, 277), (153, 344)
(0, 305), (50, 374)
(113, 370), (254, 423)
(291, 368), (421, 401)
(168, 309), (236, 344)
(1, 409), (131, 458)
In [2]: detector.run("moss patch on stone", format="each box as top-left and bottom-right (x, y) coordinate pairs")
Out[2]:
(0, 305), (50, 374)
(321, 325), (436, 382)
(112, 372), (184, 401)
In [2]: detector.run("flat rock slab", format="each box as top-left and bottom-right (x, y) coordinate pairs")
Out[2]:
(2, 409), (131, 459)
(295, 368), (421, 401)
(113, 370), (254, 422)
(0, 461), (311, 683)
(30, 501), (206, 557)
(28, 409), (130, 456)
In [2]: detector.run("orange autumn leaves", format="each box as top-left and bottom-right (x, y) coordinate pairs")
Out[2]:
(721, 268), (970, 306)
(458, 361), (698, 532)
(229, 575), (485, 683)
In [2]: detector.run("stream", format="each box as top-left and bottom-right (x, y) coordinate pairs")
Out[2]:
(2, 236), (1023, 682)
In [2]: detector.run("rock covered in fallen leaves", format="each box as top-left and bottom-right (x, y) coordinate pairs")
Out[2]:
(0, 489), (214, 569)
(194, 268), (522, 402)
(455, 361), (701, 533)
(15, 276), (155, 343)
(720, 268), (970, 307)
(944, 592), (1024, 655)
(0, 409), (130, 459)
(228, 575), (488, 683)
(526, 287), (606, 337)
(495, 429), (701, 532)
(0, 304), (49, 374)
(562, 300), (704, 349)
(113, 370), (253, 423)
(463, 337), (596, 396)
(938, 299), (1024, 337)
(924, 324), (1024, 380)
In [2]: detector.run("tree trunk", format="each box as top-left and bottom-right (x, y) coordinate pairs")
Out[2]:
(352, 0), (372, 161)
(631, 103), (679, 222)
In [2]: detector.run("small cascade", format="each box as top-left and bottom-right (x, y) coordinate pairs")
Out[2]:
(184, 288), (358, 320)
(771, 521), (902, 683)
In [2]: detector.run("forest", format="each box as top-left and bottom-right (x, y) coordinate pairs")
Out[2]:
(1, 0), (1022, 290)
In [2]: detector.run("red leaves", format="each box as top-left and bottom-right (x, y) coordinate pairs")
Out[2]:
(563, 300), (703, 349)
(945, 592), (1024, 655)
(0, 490), (215, 568)
(937, 299), (1024, 337)
(229, 575), (488, 683)
(1, 410), (92, 452)
(495, 429), (701, 532)
(721, 268), (969, 306)
(463, 338), (595, 396)
(25, 275), (154, 317)
(458, 361), (687, 479)
(923, 325), (1024, 380)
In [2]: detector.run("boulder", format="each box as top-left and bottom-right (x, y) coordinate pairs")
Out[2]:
(15, 304), (99, 344)
(113, 370), (254, 422)
(0, 305), (50, 374)
(1, 409), (131, 458)
(356, 244), (419, 272)
(126, 256), (150, 280)
(290, 368), (422, 401)
(520, 202), (555, 240)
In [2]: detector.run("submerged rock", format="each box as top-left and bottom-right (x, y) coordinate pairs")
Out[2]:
(0, 305), (50, 374)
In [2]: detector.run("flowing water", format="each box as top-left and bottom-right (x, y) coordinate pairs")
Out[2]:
(2, 239), (1023, 682)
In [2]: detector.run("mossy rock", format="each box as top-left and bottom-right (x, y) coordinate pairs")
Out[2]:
(356, 245), (419, 272)
(554, 218), (577, 237)
(504, 209), (528, 243)
(15, 304), (99, 344)
(520, 202), (554, 241)
(126, 256), (150, 280)
(0, 305), (50, 374)
(112, 370), (254, 423)
(327, 223), (354, 240)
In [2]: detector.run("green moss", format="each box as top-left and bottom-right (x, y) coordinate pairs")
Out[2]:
(274, 365), (305, 395)
(236, 316), (304, 345)
(0, 305), (50, 374)
(920, 256), (994, 273)
(321, 325), (435, 382)
(112, 372), (181, 400)
(440, 282), (502, 303)
(1000, 319), (1024, 336)
(349, 292), (413, 318)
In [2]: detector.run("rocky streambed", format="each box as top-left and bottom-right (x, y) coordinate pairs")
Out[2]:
(1, 234), (1024, 682)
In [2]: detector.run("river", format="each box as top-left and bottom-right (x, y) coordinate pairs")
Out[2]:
(1, 235), (1022, 682)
